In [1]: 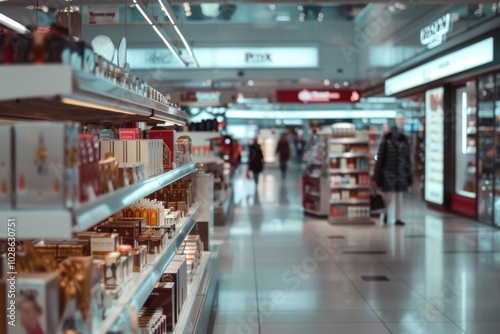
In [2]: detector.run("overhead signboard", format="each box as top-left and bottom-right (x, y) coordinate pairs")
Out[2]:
(385, 37), (494, 96)
(169, 90), (237, 106)
(420, 13), (452, 49)
(127, 47), (318, 69)
(88, 6), (119, 24)
(276, 89), (361, 103)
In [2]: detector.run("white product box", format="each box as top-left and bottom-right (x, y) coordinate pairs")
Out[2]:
(0, 126), (12, 208)
(112, 140), (126, 164)
(5, 272), (59, 334)
(125, 140), (139, 164)
(99, 140), (113, 160)
(15, 122), (75, 208)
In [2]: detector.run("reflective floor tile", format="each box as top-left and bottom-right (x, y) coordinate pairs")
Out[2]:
(455, 322), (500, 334)
(260, 310), (380, 324)
(261, 323), (391, 334)
(384, 322), (465, 334)
(375, 309), (451, 323)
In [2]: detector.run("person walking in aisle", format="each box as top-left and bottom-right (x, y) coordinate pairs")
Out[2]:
(247, 138), (264, 185)
(275, 133), (291, 179)
(372, 115), (413, 226)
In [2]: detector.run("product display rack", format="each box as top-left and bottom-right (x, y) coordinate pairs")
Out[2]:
(302, 133), (329, 216)
(0, 62), (218, 334)
(100, 203), (202, 334)
(0, 163), (197, 239)
(0, 65), (188, 123)
(328, 137), (373, 225)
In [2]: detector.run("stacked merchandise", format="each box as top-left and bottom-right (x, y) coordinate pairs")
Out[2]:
(329, 124), (372, 224)
(177, 235), (203, 283)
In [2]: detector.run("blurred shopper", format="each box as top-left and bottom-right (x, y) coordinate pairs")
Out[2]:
(247, 139), (264, 185)
(276, 133), (291, 179)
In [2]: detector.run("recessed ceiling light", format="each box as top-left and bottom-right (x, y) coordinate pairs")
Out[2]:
(299, 17), (305, 22)
(388, 5), (395, 12)
(318, 17), (323, 22)
(334, 83), (340, 89)
(343, 81), (349, 87)
(186, 11), (192, 17)
(298, 5), (303, 11)
(247, 80), (255, 86)
(323, 79), (331, 86)
(270, 4), (276, 10)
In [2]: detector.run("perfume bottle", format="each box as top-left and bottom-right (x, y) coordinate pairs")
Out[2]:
(148, 205), (158, 226)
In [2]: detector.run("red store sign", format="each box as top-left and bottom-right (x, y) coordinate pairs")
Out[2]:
(276, 89), (361, 103)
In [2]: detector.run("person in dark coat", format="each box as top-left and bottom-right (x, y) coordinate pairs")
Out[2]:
(275, 133), (291, 179)
(372, 121), (413, 225)
(247, 139), (264, 184)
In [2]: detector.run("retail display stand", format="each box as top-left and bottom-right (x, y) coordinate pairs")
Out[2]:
(0, 63), (219, 334)
(328, 134), (373, 225)
(302, 133), (329, 216)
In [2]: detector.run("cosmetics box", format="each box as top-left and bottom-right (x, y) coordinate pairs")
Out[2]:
(170, 256), (187, 308)
(15, 122), (77, 208)
(57, 239), (90, 259)
(8, 33), (34, 64)
(0, 126), (13, 208)
(103, 252), (122, 289)
(119, 128), (141, 140)
(105, 219), (145, 246)
(33, 239), (61, 258)
(160, 266), (183, 322)
(148, 130), (174, 171)
(143, 282), (176, 331)
(90, 233), (119, 257)
(3, 272), (59, 334)
(99, 140), (113, 161)
(112, 140), (126, 164)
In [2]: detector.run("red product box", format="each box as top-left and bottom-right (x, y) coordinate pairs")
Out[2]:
(143, 282), (176, 331)
(148, 130), (174, 171)
(119, 128), (141, 140)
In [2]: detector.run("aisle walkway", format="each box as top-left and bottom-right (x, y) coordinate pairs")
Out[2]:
(211, 165), (500, 334)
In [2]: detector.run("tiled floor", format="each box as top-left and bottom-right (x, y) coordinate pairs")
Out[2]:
(211, 165), (500, 334)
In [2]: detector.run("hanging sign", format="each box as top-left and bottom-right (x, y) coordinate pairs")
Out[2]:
(420, 13), (452, 49)
(276, 89), (361, 103)
(88, 7), (119, 25)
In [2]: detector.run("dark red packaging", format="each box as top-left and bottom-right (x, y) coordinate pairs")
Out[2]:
(143, 282), (176, 331)
(119, 128), (141, 140)
(148, 130), (174, 170)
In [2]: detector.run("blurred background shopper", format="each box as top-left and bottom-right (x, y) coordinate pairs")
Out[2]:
(247, 138), (264, 185)
(276, 133), (291, 179)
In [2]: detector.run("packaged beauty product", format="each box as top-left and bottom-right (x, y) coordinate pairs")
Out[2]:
(4, 272), (60, 334)
(90, 233), (119, 257)
(118, 244), (133, 281)
(103, 252), (121, 289)
(148, 130), (174, 171)
(118, 128), (141, 140)
(132, 247), (145, 272)
(143, 282), (176, 331)
(15, 122), (76, 208)
(57, 239), (90, 259)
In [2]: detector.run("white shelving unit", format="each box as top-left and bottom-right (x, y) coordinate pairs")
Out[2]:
(302, 133), (329, 216)
(328, 136), (373, 225)
(0, 63), (218, 334)
(0, 65), (188, 123)
(0, 163), (197, 239)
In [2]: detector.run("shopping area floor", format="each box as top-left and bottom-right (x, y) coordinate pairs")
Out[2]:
(211, 164), (500, 334)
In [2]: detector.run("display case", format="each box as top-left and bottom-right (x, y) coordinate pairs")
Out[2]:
(477, 75), (496, 223)
(328, 134), (373, 225)
(302, 133), (329, 216)
(452, 81), (477, 217)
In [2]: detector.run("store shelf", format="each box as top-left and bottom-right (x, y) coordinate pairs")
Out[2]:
(329, 169), (370, 174)
(329, 138), (369, 144)
(192, 156), (225, 164)
(175, 131), (221, 142)
(0, 65), (188, 123)
(329, 217), (374, 225)
(303, 208), (327, 216)
(329, 152), (368, 158)
(330, 184), (370, 190)
(304, 173), (322, 179)
(0, 163), (196, 239)
(173, 250), (219, 334)
(305, 191), (321, 197)
(100, 202), (203, 334)
(456, 190), (476, 199)
(330, 199), (370, 204)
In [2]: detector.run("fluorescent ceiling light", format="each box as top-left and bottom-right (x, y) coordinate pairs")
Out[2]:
(276, 15), (291, 22)
(61, 98), (136, 115)
(0, 13), (30, 33)
(225, 110), (397, 119)
(157, 0), (175, 24)
(152, 25), (187, 67)
(133, 0), (153, 25)
(173, 25), (199, 68)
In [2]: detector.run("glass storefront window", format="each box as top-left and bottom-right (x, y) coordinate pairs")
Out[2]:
(455, 82), (477, 198)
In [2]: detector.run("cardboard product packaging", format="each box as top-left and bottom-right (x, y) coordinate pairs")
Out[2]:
(0, 125), (13, 208)
(99, 140), (113, 161)
(118, 128), (141, 140)
(15, 122), (77, 208)
(90, 233), (119, 257)
(148, 130), (174, 171)
(57, 239), (90, 259)
(170, 255), (187, 308)
(105, 219), (145, 246)
(112, 140), (126, 164)
(143, 282), (176, 331)
(2, 272), (59, 334)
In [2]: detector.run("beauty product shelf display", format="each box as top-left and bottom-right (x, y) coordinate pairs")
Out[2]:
(328, 126), (373, 225)
(302, 133), (329, 216)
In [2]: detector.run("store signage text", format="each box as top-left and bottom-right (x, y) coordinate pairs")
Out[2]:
(245, 52), (272, 64)
(88, 7), (119, 25)
(127, 47), (318, 69)
(276, 89), (361, 104)
(420, 13), (452, 49)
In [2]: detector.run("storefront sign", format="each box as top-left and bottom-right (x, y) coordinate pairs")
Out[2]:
(425, 87), (445, 205)
(88, 6), (119, 25)
(276, 89), (360, 103)
(385, 37), (494, 95)
(169, 90), (236, 106)
(127, 47), (318, 69)
(420, 13), (452, 49)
